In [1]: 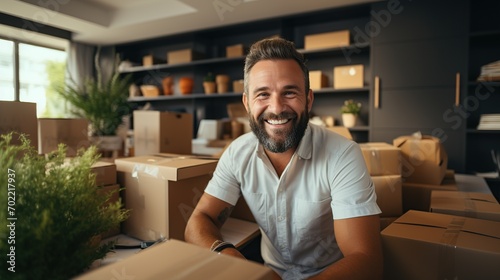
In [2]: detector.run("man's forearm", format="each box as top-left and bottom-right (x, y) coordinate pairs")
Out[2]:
(185, 211), (223, 248)
(307, 252), (383, 280)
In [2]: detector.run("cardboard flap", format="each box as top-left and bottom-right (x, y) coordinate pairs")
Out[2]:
(394, 210), (500, 240)
(115, 155), (217, 181)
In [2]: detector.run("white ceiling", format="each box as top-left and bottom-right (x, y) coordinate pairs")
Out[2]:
(0, 0), (378, 47)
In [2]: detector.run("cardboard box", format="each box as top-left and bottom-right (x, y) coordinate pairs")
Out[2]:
(167, 49), (201, 64)
(97, 183), (121, 238)
(372, 175), (403, 217)
(402, 175), (458, 212)
(394, 134), (448, 185)
(359, 142), (401, 176)
(91, 161), (117, 187)
(0, 101), (38, 150)
(133, 111), (193, 156)
(142, 54), (162, 66)
(197, 119), (222, 140)
(226, 44), (245, 58)
(75, 239), (274, 280)
(430, 190), (500, 222)
(333, 64), (364, 89)
(304, 30), (350, 50)
(309, 70), (328, 90)
(381, 210), (500, 280)
(115, 154), (218, 241)
(38, 118), (90, 156)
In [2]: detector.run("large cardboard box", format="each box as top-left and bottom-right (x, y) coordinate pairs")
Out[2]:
(97, 183), (121, 238)
(115, 154), (218, 241)
(304, 30), (350, 50)
(381, 210), (500, 280)
(167, 49), (201, 64)
(309, 70), (328, 90)
(133, 111), (193, 156)
(402, 174), (457, 212)
(91, 161), (117, 187)
(333, 64), (364, 89)
(372, 175), (403, 217)
(430, 190), (500, 222)
(394, 134), (448, 185)
(359, 142), (401, 176)
(0, 101), (38, 150)
(38, 118), (90, 156)
(75, 239), (273, 280)
(326, 126), (353, 140)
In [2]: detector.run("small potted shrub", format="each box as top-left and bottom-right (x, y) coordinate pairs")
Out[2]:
(0, 133), (129, 280)
(56, 48), (132, 154)
(340, 99), (362, 127)
(203, 72), (216, 94)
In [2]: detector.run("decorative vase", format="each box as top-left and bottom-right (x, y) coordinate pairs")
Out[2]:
(179, 77), (194, 94)
(216, 74), (230, 94)
(90, 135), (123, 151)
(342, 113), (357, 128)
(162, 76), (174, 95)
(203, 81), (216, 94)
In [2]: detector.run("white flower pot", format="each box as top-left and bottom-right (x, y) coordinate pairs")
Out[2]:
(90, 136), (123, 151)
(342, 113), (357, 128)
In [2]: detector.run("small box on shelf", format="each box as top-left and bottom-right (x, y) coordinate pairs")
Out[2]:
(309, 71), (328, 90)
(333, 64), (364, 89)
(167, 49), (202, 65)
(304, 30), (350, 50)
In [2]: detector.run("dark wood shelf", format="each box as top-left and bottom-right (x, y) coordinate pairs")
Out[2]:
(119, 56), (246, 74)
(466, 129), (500, 134)
(297, 43), (370, 56)
(313, 87), (369, 94)
(128, 92), (243, 102)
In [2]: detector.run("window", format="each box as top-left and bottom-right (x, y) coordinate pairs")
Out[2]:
(0, 39), (14, 101)
(0, 38), (67, 117)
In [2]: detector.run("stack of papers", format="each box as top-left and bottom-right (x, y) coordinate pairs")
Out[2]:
(477, 60), (500, 82)
(477, 114), (500, 130)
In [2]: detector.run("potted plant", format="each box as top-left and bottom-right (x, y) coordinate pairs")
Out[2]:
(203, 72), (216, 94)
(57, 48), (132, 153)
(340, 99), (362, 127)
(0, 132), (129, 279)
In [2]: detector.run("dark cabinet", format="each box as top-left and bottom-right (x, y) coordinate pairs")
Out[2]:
(370, 0), (469, 172)
(464, 0), (500, 175)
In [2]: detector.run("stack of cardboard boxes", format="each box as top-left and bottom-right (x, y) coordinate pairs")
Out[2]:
(380, 134), (500, 280)
(359, 142), (403, 230)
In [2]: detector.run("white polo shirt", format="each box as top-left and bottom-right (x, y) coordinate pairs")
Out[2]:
(205, 123), (380, 279)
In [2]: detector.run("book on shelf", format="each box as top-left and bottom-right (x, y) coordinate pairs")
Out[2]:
(477, 114), (500, 130)
(477, 60), (500, 82)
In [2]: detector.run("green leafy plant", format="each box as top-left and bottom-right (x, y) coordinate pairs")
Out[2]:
(340, 99), (362, 115)
(204, 72), (215, 82)
(0, 133), (129, 280)
(56, 49), (132, 136)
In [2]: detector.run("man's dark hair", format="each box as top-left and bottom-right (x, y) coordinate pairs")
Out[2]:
(244, 37), (309, 94)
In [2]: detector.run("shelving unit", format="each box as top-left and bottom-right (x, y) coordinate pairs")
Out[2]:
(117, 4), (372, 140)
(465, 0), (500, 175)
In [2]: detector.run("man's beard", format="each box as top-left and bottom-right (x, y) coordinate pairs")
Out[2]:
(249, 109), (309, 153)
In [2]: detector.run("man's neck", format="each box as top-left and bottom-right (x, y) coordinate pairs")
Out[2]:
(264, 148), (296, 178)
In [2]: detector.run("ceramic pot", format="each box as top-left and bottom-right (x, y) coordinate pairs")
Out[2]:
(342, 113), (357, 128)
(216, 75), (230, 94)
(203, 81), (216, 94)
(179, 77), (194, 94)
(162, 76), (174, 95)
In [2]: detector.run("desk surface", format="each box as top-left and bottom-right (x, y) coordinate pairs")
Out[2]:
(455, 173), (492, 194)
